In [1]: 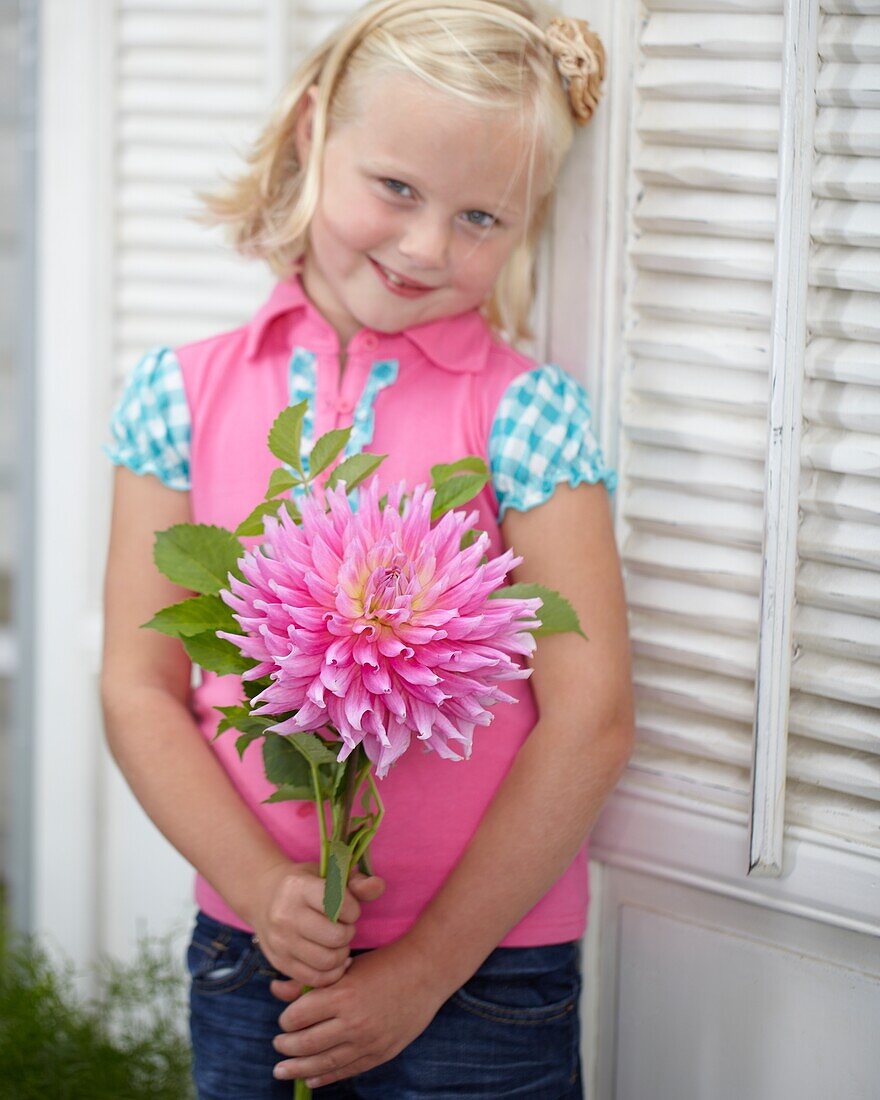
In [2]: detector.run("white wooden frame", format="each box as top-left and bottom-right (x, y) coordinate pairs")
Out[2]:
(749, 0), (819, 877)
(30, 0), (115, 965)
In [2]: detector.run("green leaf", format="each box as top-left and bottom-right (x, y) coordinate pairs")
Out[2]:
(235, 730), (263, 759)
(181, 630), (253, 674)
(327, 452), (387, 493)
(459, 527), (483, 552)
(430, 472), (489, 520)
(262, 734), (314, 789)
(267, 402), (307, 473)
(263, 784), (314, 803)
(142, 593), (238, 639)
(430, 456), (488, 483)
(214, 704), (276, 737)
(490, 582), (587, 640)
(243, 677), (273, 702)
(235, 498), (300, 538)
(153, 524), (243, 595)
(323, 839), (355, 922)
(265, 467), (299, 499)
(283, 732), (340, 767)
(308, 428), (352, 477)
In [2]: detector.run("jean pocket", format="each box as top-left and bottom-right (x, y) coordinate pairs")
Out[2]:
(186, 917), (263, 996)
(451, 943), (582, 1025)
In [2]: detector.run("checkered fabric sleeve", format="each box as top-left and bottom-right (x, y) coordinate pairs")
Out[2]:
(488, 363), (617, 522)
(101, 346), (191, 490)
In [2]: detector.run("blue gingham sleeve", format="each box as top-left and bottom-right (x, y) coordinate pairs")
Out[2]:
(101, 345), (191, 490)
(488, 363), (617, 522)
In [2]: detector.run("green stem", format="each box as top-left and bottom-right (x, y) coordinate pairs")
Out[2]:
(291, 748), (376, 1100)
(348, 773), (384, 867)
(309, 761), (328, 877)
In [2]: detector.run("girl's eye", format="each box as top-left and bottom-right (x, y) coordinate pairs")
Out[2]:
(382, 178), (414, 198)
(380, 179), (498, 229)
(463, 210), (498, 230)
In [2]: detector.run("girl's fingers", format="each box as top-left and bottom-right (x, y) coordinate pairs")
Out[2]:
(272, 1018), (347, 1059)
(273, 1041), (360, 1084)
(274, 955), (349, 991)
(348, 874), (386, 902)
(299, 907), (356, 950)
(270, 977), (306, 1003)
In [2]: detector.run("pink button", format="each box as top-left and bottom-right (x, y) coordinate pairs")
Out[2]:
(338, 398), (354, 414)
(297, 802), (314, 817)
(362, 333), (379, 351)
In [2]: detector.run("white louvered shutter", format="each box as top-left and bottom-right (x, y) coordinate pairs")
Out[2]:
(618, 5), (782, 808)
(102, 0), (362, 955)
(115, 1), (277, 371)
(786, 4), (880, 846)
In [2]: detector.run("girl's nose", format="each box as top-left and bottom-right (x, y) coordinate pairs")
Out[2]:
(397, 215), (451, 270)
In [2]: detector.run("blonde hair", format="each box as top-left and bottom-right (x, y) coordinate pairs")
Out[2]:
(194, 0), (605, 345)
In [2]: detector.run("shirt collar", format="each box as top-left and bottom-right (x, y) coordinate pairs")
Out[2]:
(243, 273), (492, 374)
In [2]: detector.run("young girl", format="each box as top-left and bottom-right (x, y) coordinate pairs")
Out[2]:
(100, 1), (633, 1096)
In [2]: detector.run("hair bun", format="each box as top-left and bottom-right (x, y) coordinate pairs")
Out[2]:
(545, 15), (605, 125)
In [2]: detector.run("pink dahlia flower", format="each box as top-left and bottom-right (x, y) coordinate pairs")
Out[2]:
(217, 479), (542, 778)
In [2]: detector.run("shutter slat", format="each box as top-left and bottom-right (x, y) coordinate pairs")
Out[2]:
(812, 200), (880, 245)
(640, 13), (784, 56)
(119, 12), (264, 47)
(638, 100), (780, 148)
(637, 58), (782, 101)
(807, 335), (880, 382)
(814, 106), (880, 153)
(797, 560), (880, 613)
(635, 658), (758, 722)
(802, 425), (880, 477)
(626, 573), (759, 634)
(632, 232), (775, 280)
(790, 692), (880, 753)
(630, 614), (758, 677)
(798, 515), (880, 569)
(630, 359), (768, 413)
(813, 281), (880, 337)
(800, 470), (880, 522)
(811, 244), (880, 290)
(821, 15), (880, 59)
(794, 604), (880, 661)
(625, 485), (765, 544)
(635, 187), (777, 238)
(802, 378), (880, 429)
(812, 153), (880, 200)
(785, 780), (880, 848)
(635, 146), (778, 193)
(626, 442), (765, 498)
(788, 736), (880, 800)
(817, 62), (880, 105)
(624, 400), (768, 458)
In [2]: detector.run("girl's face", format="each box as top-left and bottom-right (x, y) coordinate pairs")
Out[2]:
(294, 70), (541, 348)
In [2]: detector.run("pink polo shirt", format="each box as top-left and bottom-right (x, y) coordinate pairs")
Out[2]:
(112, 273), (616, 948)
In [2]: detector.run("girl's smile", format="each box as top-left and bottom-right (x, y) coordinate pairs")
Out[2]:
(368, 256), (438, 296)
(294, 70), (540, 348)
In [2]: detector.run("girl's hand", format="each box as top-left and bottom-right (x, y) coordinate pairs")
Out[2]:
(251, 860), (386, 988)
(269, 939), (445, 1088)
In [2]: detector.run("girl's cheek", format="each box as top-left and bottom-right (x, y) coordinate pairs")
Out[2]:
(453, 240), (508, 296)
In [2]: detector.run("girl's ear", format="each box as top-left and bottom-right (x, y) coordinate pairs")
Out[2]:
(293, 84), (320, 166)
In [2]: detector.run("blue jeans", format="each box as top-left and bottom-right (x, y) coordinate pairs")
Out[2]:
(187, 909), (584, 1099)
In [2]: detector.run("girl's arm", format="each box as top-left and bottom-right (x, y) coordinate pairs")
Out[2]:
(100, 466), (376, 984)
(400, 479), (635, 997)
